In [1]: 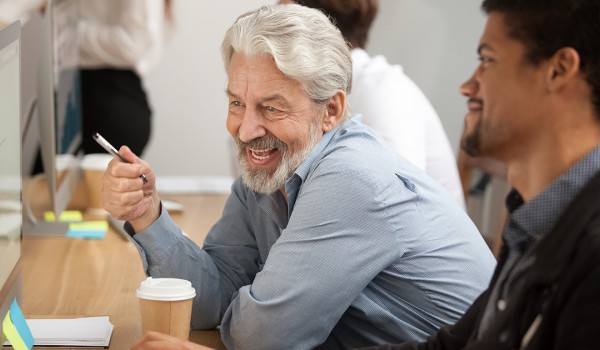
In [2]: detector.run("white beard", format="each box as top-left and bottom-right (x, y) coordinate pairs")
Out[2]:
(236, 122), (320, 194)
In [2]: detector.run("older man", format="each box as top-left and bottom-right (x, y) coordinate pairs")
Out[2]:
(363, 0), (600, 349)
(103, 4), (494, 350)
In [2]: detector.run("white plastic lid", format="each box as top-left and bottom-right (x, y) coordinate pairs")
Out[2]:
(136, 277), (196, 301)
(81, 153), (113, 171)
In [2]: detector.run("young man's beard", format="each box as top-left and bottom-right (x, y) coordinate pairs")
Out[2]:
(461, 116), (483, 157)
(236, 122), (321, 194)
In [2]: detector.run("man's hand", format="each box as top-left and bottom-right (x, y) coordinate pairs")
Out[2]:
(131, 331), (215, 350)
(102, 146), (160, 233)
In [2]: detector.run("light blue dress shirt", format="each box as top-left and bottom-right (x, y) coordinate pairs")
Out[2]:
(129, 117), (496, 350)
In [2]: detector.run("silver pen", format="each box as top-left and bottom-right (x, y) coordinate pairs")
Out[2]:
(92, 132), (148, 183)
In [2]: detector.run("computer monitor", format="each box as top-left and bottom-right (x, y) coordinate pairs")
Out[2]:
(25, 0), (82, 235)
(0, 20), (23, 328)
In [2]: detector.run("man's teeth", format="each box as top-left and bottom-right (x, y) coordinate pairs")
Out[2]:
(250, 147), (274, 160)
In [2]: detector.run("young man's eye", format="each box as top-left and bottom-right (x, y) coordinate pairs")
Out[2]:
(478, 56), (492, 63)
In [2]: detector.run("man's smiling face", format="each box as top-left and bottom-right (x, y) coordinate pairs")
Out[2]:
(460, 12), (549, 161)
(226, 53), (324, 194)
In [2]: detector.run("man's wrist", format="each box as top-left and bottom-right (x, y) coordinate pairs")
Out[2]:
(129, 195), (162, 234)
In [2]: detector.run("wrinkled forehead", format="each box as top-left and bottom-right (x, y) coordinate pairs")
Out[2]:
(227, 53), (306, 100)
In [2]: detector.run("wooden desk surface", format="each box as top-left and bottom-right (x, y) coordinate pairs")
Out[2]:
(22, 191), (229, 350)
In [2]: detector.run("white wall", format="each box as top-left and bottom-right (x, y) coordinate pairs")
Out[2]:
(142, 0), (487, 178)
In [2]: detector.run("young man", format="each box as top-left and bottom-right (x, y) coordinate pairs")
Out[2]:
(364, 0), (600, 349)
(103, 4), (494, 349)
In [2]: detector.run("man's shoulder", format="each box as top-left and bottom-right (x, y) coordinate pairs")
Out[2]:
(315, 121), (399, 176)
(307, 122), (439, 197)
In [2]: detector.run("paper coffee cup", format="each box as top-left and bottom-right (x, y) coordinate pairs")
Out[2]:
(136, 277), (196, 340)
(81, 154), (112, 215)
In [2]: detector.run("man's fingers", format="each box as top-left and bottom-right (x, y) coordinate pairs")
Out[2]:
(118, 145), (138, 164)
(107, 160), (147, 182)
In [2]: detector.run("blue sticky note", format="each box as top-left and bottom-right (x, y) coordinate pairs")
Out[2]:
(9, 300), (34, 349)
(66, 229), (106, 239)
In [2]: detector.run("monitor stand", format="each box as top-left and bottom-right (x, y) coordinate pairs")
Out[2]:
(21, 174), (71, 237)
(22, 220), (70, 236)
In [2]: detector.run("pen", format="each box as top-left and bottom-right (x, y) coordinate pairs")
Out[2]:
(92, 132), (148, 183)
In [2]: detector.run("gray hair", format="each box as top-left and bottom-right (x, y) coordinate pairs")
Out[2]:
(221, 4), (352, 120)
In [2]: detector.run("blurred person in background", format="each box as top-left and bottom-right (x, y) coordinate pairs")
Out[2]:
(0, 0), (172, 159)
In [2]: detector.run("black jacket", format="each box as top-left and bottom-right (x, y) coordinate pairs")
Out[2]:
(362, 170), (600, 350)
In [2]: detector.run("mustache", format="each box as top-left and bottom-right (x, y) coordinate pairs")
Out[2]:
(236, 135), (287, 152)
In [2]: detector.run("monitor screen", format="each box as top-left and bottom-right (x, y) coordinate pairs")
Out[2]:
(0, 21), (23, 324)
(37, 0), (82, 219)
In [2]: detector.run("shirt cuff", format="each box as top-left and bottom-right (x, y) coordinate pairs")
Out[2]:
(129, 202), (183, 267)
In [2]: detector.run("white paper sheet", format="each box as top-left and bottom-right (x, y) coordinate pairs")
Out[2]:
(5, 316), (114, 348)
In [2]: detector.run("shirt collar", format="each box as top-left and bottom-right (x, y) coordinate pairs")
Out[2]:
(509, 145), (600, 240)
(283, 118), (354, 216)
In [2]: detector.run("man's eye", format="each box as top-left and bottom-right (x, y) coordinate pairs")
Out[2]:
(478, 56), (492, 63)
(232, 101), (241, 107)
(265, 106), (277, 112)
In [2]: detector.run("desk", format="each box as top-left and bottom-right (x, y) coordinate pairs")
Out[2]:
(22, 189), (229, 350)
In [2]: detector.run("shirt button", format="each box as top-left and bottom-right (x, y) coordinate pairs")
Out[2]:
(497, 299), (507, 311)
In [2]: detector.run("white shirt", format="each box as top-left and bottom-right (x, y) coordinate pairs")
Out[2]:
(349, 48), (465, 208)
(78, 0), (166, 75)
(0, 0), (166, 76)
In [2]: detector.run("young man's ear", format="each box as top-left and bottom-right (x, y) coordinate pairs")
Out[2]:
(547, 47), (580, 91)
(322, 91), (346, 133)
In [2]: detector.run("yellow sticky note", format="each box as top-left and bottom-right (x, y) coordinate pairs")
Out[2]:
(44, 210), (83, 222)
(68, 221), (108, 231)
(2, 311), (29, 350)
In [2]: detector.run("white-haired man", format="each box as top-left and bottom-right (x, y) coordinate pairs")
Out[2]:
(104, 4), (495, 350)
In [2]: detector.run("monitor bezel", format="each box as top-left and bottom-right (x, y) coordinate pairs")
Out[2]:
(0, 20), (23, 329)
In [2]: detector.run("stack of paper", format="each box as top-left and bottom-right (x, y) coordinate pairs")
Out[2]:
(5, 316), (114, 348)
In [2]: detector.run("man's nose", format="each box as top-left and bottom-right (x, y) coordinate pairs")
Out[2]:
(238, 108), (267, 143)
(460, 69), (480, 97)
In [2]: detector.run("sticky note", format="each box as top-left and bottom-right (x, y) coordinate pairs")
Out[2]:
(2, 299), (34, 350)
(66, 221), (108, 239)
(9, 300), (33, 346)
(44, 210), (83, 222)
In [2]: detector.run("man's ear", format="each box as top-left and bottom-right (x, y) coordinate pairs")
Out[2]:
(322, 91), (346, 133)
(546, 47), (580, 91)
